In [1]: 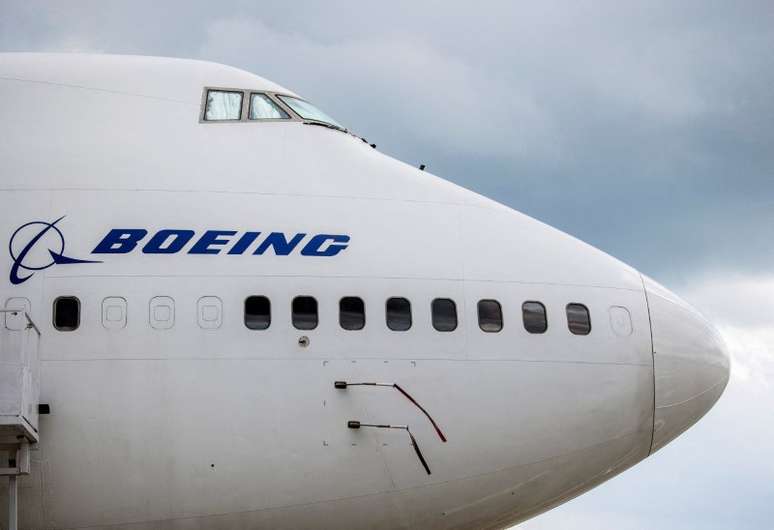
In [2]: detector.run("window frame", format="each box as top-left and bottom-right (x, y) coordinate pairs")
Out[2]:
(566, 303), (592, 335)
(292, 295), (319, 331)
(201, 88), (245, 122)
(477, 299), (503, 333)
(247, 92), (292, 121)
(244, 295), (272, 330)
(431, 298), (458, 332)
(53, 296), (81, 332)
(522, 300), (548, 334)
(200, 87), (303, 124)
(385, 297), (412, 332)
(276, 94), (345, 130)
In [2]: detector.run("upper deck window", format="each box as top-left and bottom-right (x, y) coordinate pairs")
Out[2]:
(204, 90), (243, 121)
(249, 93), (290, 120)
(277, 95), (344, 129)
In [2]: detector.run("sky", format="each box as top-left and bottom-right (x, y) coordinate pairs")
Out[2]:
(1, 1), (772, 527)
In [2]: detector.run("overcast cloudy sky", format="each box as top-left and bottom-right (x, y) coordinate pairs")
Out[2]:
(2, 1), (772, 527)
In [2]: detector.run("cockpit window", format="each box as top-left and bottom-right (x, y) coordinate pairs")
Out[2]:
(204, 89), (243, 121)
(277, 95), (344, 129)
(249, 93), (290, 120)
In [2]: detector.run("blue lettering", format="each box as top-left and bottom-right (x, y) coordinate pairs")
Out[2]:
(254, 232), (306, 256)
(92, 228), (349, 257)
(301, 234), (350, 257)
(92, 229), (148, 254)
(142, 230), (195, 254)
(189, 230), (237, 255)
(227, 231), (260, 255)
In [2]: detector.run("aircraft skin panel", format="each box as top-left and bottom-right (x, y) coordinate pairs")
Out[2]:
(0, 190), (640, 291)
(26, 359), (651, 528)
(642, 275), (730, 453)
(0, 52), (298, 104)
(0, 54), (728, 529)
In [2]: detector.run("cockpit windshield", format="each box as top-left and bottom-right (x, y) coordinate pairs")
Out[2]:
(277, 95), (344, 130)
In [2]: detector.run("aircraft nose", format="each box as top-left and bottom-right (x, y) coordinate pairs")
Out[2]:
(643, 276), (730, 453)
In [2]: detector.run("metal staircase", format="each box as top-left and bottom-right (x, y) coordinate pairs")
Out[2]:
(1, 309), (40, 530)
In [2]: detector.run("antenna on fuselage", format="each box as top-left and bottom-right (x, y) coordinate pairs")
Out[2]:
(359, 137), (377, 149)
(334, 381), (447, 442)
(347, 421), (431, 475)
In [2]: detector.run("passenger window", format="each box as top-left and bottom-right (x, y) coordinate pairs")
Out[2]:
(522, 301), (547, 334)
(53, 296), (80, 331)
(5, 297), (31, 331)
(249, 93), (290, 120)
(292, 296), (318, 330)
(245, 296), (271, 330)
(478, 299), (503, 332)
(567, 303), (591, 335)
(102, 297), (127, 330)
(204, 89), (243, 121)
(197, 296), (223, 330)
(386, 297), (411, 331)
(431, 298), (457, 332)
(340, 297), (365, 330)
(609, 306), (632, 337)
(149, 296), (175, 330)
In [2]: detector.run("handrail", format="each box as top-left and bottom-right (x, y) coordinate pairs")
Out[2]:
(0, 309), (41, 337)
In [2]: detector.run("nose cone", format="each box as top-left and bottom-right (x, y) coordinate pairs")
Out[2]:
(643, 276), (730, 453)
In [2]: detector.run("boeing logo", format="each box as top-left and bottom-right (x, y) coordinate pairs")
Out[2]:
(9, 218), (350, 285)
(8, 216), (100, 285)
(92, 229), (350, 257)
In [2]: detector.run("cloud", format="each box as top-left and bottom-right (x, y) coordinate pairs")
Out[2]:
(680, 274), (774, 389)
(720, 324), (774, 388)
(197, 16), (555, 162)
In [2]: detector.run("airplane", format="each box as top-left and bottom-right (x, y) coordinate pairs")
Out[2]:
(0, 53), (730, 530)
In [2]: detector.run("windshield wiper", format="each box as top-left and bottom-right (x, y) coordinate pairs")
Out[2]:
(303, 120), (348, 133)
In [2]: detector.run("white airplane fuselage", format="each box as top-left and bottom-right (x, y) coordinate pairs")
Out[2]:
(0, 54), (729, 529)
